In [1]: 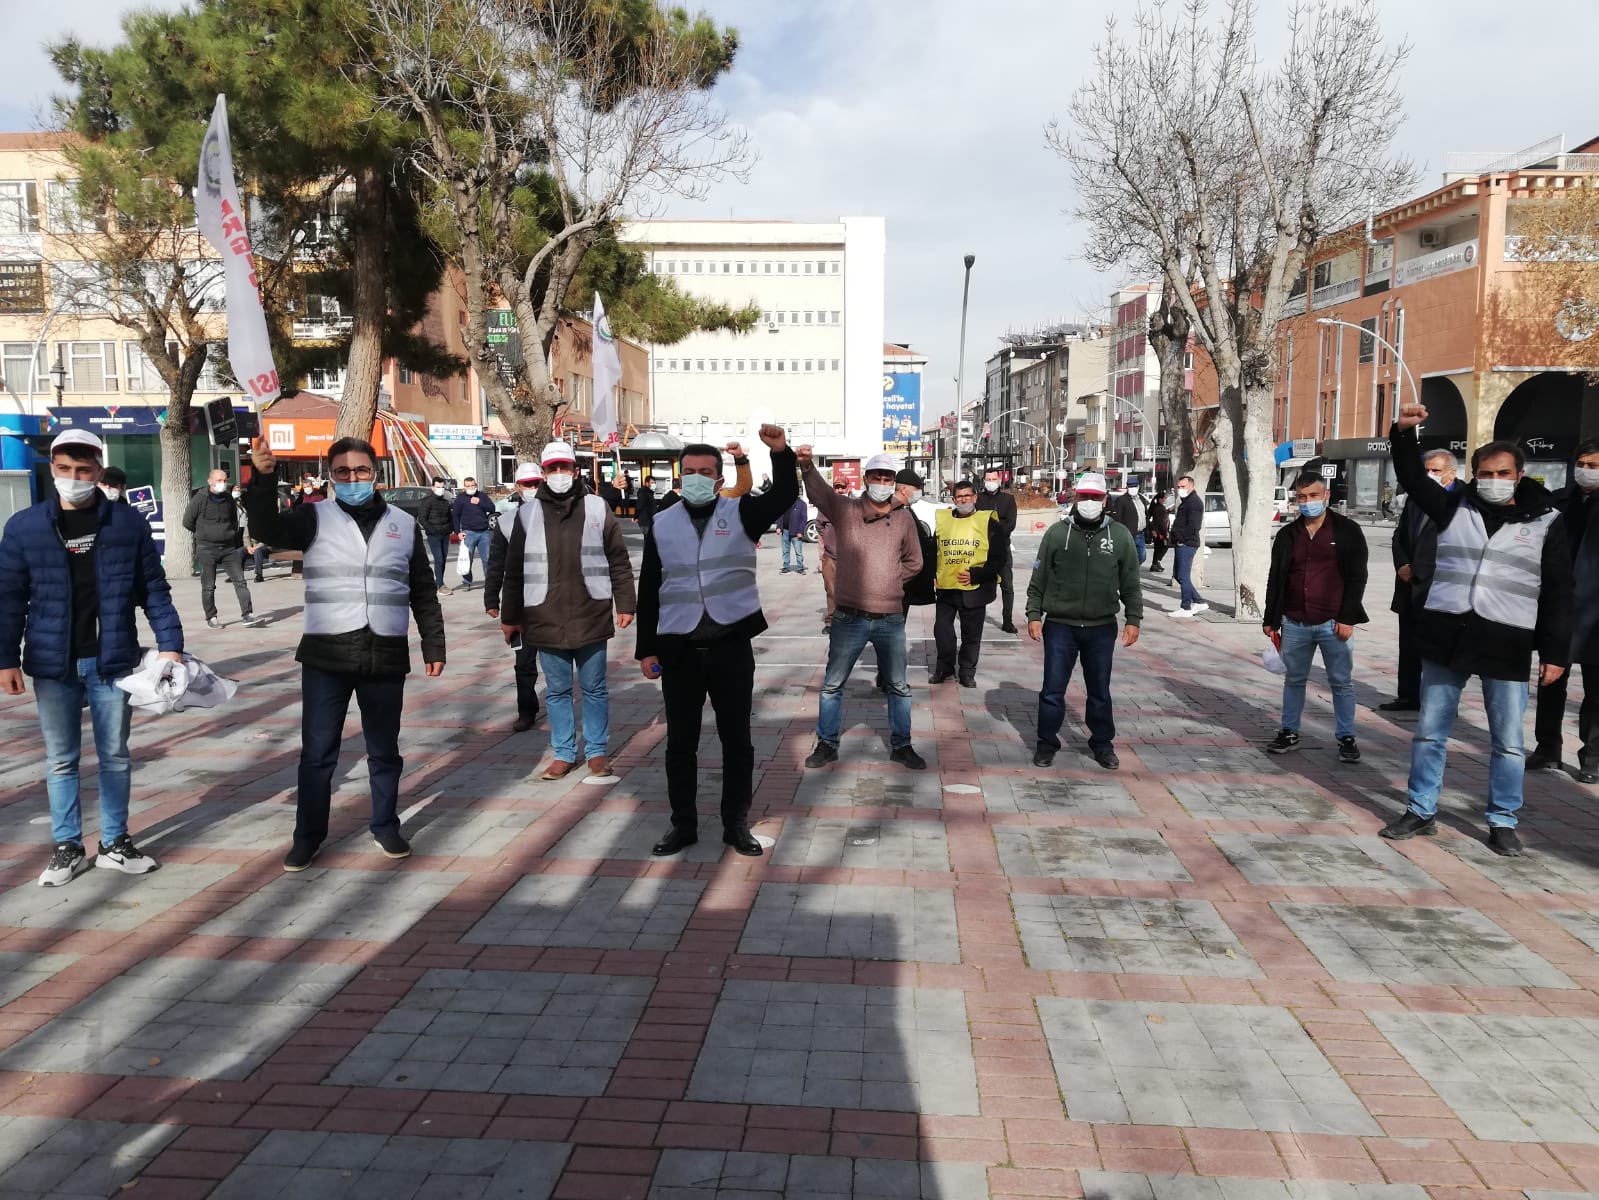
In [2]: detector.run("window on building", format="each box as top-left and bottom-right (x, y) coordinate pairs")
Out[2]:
(398, 364), (414, 385)
(693, 260), (702, 273)
(817, 260), (826, 273)
(804, 262), (812, 274)
(669, 359), (678, 371)
(2, 342), (43, 395)
(736, 262), (743, 274)
(1312, 260), (1332, 290)
(0, 261), (44, 312)
(830, 310), (841, 324)
(764, 359), (773, 372)
(696, 359), (706, 371)
(804, 359), (813, 372)
(776, 262), (785, 274)
(124, 341), (162, 392)
(60, 341), (119, 392)
(777, 360), (785, 371)
(50, 260), (105, 311)
(762, 311), (772, 324)
(192, 351), (227, 392)
(790, 311), (799, 323)
(722, 262), (730, 273)
(1358, 317), (1376, 363)
(831, 359), (840, 371)
(709, 360), (718, 372)
(0, 181), (40, 235)
(790, 360), (799, 373)
(654, 358), (664, 370)
(830, 262), (840, 274)
(763, 262), (771, 274)
(776, 312), (785, 324)
(723, 359), (731, 372)
(46, 180), (105, 233)
(803, 311), (812, 324)
(1183, 351), (1194, 370)
(736, 359), (745, 372)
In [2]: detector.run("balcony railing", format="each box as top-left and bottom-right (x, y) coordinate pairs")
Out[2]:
(292, 316), (354, 340)
(1280, 292), (1307, 318)
(1504, 234), (1599, 263)
(1311, 277), (1361, 310)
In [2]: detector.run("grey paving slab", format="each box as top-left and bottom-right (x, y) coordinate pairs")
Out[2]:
(1546, 909), (1599, 954)
(1438, 836), (1599, 896)
(0, 950), (78, 1007)
(1372, 1010), (1599, 1143)
(1080, 1174), (1427, 1200)
(686, 979), (979, 1114)
(334, 805), (542, 857)
(140, 796), (302, 849)
(0, 957), (357, 1080)
(327, 969), (652, 1096)
(994, 826), (1192, 882)
(215, 1131), (571, 1200)
(0, 799), (159, 847)
(1274, 903), (1576, 989)
(792, 773), (945, 810)
(462, 875), (705, 951)
(1169, 782), (1352, 824)
(770, 817), (950, 871)
(548, 812), (730, 863)
(979, 776), (1142, 817)
(0, 862), (235, 932)
(650, 1149), (989, 1199)
(1015, 895), (1261, 977)
(738, 884), (960, 963)
(0, 1115), (180, 1197)
(197, 866), (466, 941)
(1038, 998), (1381, 1135)
(1138, 746), (1291, 774)
(1210, 833), (1439, 890)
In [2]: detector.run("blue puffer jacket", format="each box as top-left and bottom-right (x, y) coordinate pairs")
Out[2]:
(0, 495), (184, 681)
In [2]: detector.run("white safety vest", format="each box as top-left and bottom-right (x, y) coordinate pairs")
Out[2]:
(303, 502), (416, 638)
(1426, 504), (1557, 630)
(655, 496), (760, 634)
(521, 493), (613, 606)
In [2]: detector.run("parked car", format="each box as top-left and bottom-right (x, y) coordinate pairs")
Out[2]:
(1201, 492), (1295, 546)
(379, 485), (434, 519)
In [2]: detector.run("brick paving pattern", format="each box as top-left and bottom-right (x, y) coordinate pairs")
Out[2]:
(0, 533), (1595, 1198)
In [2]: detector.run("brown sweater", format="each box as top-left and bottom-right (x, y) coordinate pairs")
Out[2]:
(802, 462), (922, 613)
(500, 487), (636, 649)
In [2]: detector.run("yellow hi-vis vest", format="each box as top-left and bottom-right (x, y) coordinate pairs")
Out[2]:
(934, 508), (994, 591)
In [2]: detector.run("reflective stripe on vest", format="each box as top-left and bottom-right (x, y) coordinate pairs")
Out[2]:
(933, 508), (993, 590)
(1425, 504), (1555, 630)
(521, 494), (613, 607)
(655, 496), (760, 634)
(303, 502), (416, 638)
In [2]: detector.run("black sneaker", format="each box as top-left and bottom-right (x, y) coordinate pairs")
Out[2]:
(372, 829), (411, 859)
(1377, 698), (1419, 712)
(1380, 811), (1437, 840)
(283, 840), (322, 872)
(1032, 746), (1056, 767)
(805, 741), (839, 768)
(1266, 729), (1301, 754)
(958, 675), (976, 689)
(95, 834), (159, 875)
(1487, 827), (1525, 857)
(1338, 736), (1361, 764)
(1000, 622), (1018, 634)
(1093, 749), (1120, 771)
(38, 842), (86, 888)
(1525, 752), (1563, 772)
(890, 745), (927, 770)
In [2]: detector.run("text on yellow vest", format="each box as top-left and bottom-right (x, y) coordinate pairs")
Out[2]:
(934, 508), (994, 591)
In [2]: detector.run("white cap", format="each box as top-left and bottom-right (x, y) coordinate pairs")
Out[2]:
(49, 429), (105, 460)
(540, 440), (576, 467)
(863, 452), (899, 476)
(1075, 471), (1109, 495)
(514, 461), (543, 484)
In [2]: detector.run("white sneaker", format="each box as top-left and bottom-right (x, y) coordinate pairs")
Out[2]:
(38, 842), (87, 887)
(94, 835), (159, 875)
(1169, 608), (1196, 619)
(1190, 603), (1211, 614)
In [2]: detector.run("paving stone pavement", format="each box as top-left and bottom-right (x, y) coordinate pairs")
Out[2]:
(0, 534), (1596, 1198)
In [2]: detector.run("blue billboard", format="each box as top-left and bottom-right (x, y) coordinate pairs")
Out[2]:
(881, 373), (921, 449)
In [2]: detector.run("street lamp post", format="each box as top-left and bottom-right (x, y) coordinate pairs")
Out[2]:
(952, 254), (975, 491)
(1313, 316), (1419, 429)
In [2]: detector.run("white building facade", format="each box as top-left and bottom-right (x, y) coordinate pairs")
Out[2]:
(622, 218), (886, 474)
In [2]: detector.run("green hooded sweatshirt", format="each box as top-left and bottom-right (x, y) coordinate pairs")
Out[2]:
(1025, 515), (1144, 627)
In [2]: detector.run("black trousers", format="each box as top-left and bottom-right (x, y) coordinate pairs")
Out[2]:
(196, 541), (251, 620)
(1149, 537), (1169, 569)
(659, 636), (755, 834)
(297, 665), (404, 844)
(1395, 608), (1422, 703)
(515, 642), (541, 719)
(1534, 662), (1599, 768)
(934, 599), (985, 677)
(999, 572), (1015, 625)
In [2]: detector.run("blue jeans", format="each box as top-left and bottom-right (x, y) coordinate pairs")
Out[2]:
(425, 532), (450, 590)
(816, 610), (911, 749)
(34, 657), (132, 847)
(461, 529), (491, 582)
(1036, 622), (1118, 754)
(1133, 533), (1147, 565)
(1173, 545), (1201, 608)
(781, 530), (805, 569)
(1407, 659), (1528, 828)
(540, 642), (610, 761)
(1278, 617), (1356, 739)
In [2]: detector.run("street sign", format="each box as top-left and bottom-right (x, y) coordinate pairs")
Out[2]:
(1292, 437), (1317, 459)
(1320, 463), (1338, 480)
(126, 485), (157, 516)
(204, 397), (238, 447)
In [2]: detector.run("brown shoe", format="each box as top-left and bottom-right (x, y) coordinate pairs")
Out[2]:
(586, 756), (610, 777)
(541, 759), (576, 780)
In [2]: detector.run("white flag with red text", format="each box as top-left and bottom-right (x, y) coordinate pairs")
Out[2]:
(196, 95), (279, 406)
(590, 292), (621, 441)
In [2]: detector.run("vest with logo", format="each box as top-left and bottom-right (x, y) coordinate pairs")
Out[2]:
(1426, 505), (1556, 630)
(303, 502), (416, 637)
(520, 494), (613, 606)
(934, 509), (994, 591)
(655, 496), (760, 633)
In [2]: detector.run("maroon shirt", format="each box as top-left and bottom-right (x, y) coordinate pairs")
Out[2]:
(1284, 518), (1344, 624)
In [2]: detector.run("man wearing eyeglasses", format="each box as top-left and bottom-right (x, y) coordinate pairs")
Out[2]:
(246, 437), (446, 872)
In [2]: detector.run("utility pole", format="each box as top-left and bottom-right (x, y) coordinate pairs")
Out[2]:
(952, 254), (975, 490)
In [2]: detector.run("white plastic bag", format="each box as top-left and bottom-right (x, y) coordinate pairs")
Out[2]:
(1262, 645), (1287, 676)
(456, 539), (472, 579)
(116, 650), (238, 714)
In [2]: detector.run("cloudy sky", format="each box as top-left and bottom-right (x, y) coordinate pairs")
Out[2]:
(4, 0), (1592, 417)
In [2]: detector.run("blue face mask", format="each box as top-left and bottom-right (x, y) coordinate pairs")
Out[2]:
(1300, 499), (1326, 519)
(681, 474), (719, 506)
(334, 481), (375, 505)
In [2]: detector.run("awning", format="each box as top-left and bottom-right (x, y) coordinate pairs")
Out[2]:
(1279, 458), (1310, 471)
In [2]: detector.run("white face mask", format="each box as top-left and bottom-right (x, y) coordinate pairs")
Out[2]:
(55, 477), (98, 506)
(209, 481), (228, 494)
(1177, 486), (1192, 498)
(545, 473), (574, 495)
(902, 490), (922, 507)
(1076, 499), (1104, 522)
(954, 501), (976, 516)
(983, 479), (1000, 493)
(1477, 477), (1516, 505)
(1576, 466), (1599, 491)
(432, 485), (445, 496)
(231, 490), (241, 500)
(102, 487), (122, 502)
(866, 482), (895, 504)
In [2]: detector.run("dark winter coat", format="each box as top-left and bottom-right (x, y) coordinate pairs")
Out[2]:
(1169, 491), (1203, 548)
(183, 488), (244, 547)
(975, 487), (1018, 536)
(1263, 509), (1371, 631)
(1390, 484), (1452, 615)
(450, 490), (494, 533)
(417, 491), (454, 536)
(1556, 484), (1599, 665)
(781, 499), (809, 538)
(0, 494), (184, 681)
(500, 486), (637, 650)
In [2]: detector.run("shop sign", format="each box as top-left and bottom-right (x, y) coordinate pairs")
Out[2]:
(47, 406), (165, 435)
(265, 421), (296, 451)
(429, 423), (484, 446)
(1291, 437), (1318, 458)
(1394, 239), (1477, 288)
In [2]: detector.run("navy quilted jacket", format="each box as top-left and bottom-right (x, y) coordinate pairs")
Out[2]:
(0, 495), (184, 681)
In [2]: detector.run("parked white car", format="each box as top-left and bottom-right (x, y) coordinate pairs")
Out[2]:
(1201, 492), (1293, 546)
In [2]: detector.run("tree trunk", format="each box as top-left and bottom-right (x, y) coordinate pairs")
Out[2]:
(1149, 303), (1196, 480)
(158, 405), (194, 576)
(337, 163), (388, 441)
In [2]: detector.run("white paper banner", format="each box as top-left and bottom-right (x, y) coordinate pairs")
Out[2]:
(590, 292), (621, 442)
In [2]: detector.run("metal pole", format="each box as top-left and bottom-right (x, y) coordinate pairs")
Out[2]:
(1314, 317), (1419, 419)
(953, 254), (975, 490)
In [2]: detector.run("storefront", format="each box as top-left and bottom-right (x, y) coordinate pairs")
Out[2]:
(45, 404), (228, 494)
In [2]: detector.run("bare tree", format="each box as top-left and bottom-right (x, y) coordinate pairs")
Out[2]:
(1049, 0), (1412, 617)
(356, 0), (751, 456)
(1146, 291), (1201, 479)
